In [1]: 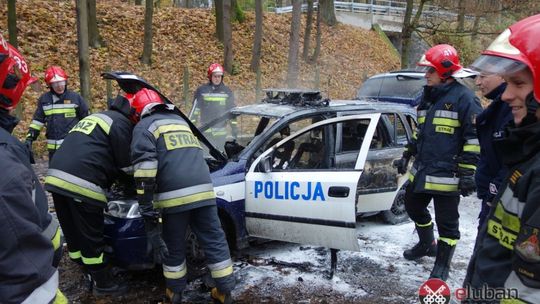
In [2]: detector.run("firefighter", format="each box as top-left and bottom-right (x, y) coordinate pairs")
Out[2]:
(44, 89), (135, 296)
(26, 65), (89, 162)
(0, 34), (67, 304)
(190, 63), (236, 149)
(393, 44), (482, 281)
(474, 72), (512, 229)
(463, 14), (540, 303)
(130, 89), (235, 304)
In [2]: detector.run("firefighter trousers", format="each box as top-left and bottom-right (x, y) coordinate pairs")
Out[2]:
(52, 193), (106, 271)
(161, 205), (235, 294)
(404, 182), (461, 240)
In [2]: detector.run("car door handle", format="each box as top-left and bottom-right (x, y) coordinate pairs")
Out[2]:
(328, 186), (350, 198)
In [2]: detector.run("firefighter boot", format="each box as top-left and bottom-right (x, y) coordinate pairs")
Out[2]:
(211, 287), (233, 304)
(89, 267), (128, 296)
(429, 241), (456, 281)
(166, 288), (182, 304)
(403, 224), (437, 260)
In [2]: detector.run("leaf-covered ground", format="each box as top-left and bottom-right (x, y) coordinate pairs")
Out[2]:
(1, 0), (399, 156)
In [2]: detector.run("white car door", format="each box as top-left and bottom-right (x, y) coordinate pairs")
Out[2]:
(245, 114), (380, 251)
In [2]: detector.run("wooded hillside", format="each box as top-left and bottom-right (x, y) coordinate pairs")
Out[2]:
(1, 0), (400, 153)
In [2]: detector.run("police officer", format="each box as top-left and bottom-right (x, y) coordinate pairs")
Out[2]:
(474, 72), (512, 229)
(463, 14), (540, 303)
(26, 66), (88, 162)
(394, 44), (482, 281)
(130, 89), (235, 304)
(0, 34), (67, 304)
(190, 63), (236, 149)
(44, 86), (135, 296)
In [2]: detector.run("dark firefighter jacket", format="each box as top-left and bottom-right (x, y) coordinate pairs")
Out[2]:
(464, 119), (540, 304)
(131, 105), (216, 214)
(0, 110), (61, 251)
(0, 147), (59, 304)
(191, 82), (235, 131)
(45, 96), (133, 207)
(475, 83), (513, 202)
(407, 81), (482, 195)
(26, 89), (89, 151)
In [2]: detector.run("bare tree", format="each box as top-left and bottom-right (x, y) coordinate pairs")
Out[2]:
(7, 0), (18, 48)
(87, 0), (103, 48)
(457, 0), (465, 32)
(223, 0), (234, 73)
(286, 0), (302, 88)
(76, 0), (92, 106)
(319, 0), (337, 26)
(401, 0), (428, 69)
(310, 3), (322, 63)
(215, 0), (224, 42)
(250, 0), (263, 72)
(141, 0), (154, 65)
(302, 0), (314, 61)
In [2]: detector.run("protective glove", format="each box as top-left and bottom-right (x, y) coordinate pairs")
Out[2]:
(393, 157), (409, 175)
(140, 203), (169, 264)
(458, 174), (476, 197)
(24, 139), (35, 164)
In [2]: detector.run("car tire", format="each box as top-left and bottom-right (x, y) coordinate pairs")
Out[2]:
(381, 181), (410, 225)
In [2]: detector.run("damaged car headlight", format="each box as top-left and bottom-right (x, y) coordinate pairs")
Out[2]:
(106, 200), (141, 219)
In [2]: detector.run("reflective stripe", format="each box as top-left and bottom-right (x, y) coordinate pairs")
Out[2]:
(42, 218), (61, 250)
(87, 114), (113, 134)
(137, 189), (144, 195)
(134, 160), (159, 178)
(466, 138), (479, 145)
(432, 117), (461, 127)
(205, 128), (227, 136)
(438, 237), (458, 246)
(434, 110), (459, 119)
(418, 116), (425, 124)
(494, 202), (521, 233)
(409, 166), (416, 182)
(148, 119), (189, 136)
(46, 139), (64, 150)
(51, 226), (62, 250)
(202, 93), (229, 102)
(69, 251), (81, 259)
(463, 144), (481, 152)
(53, 290), (68, 304)
(208, 259), (234, 278)
(43, 103), (78, 116)
(163, 261), (187, 279)
(21, 270), (59, 304)
(121, 166), (134, 175)
(30, 120), (44, 130)
(418, 110), (427, 117)
(424, 175), (459, 192)
(416, 221), (432, 227)
(155, 183), (214, 201)
(82, 253), (104, 265)
(499, 187), (523, 217)
(46, 169), (107, 202)
(412, 131), (417, 140)
(458, 163), (477, 170)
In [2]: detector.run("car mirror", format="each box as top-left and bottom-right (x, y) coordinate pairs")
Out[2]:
(258, 154), (272, 173)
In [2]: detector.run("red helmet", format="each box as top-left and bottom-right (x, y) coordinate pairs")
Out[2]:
(0, 34), (37, 110)
(130, 88), (163, 121)
(207, 63), (224, 81)
(470, 14), (540, 102)
(44, 66), (68, 85)
(417, 44), (463, 80)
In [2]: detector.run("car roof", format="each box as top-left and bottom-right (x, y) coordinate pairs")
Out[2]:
(230, 99), (415, 118)
(367, 70), (425, 79)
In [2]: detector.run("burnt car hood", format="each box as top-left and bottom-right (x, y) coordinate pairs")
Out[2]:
(101, 71), (226, 162)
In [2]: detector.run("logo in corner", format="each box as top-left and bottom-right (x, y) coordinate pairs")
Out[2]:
(418, 278), (451, 304)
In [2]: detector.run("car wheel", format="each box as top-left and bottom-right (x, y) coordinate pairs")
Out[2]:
(381, 182), (410, 225)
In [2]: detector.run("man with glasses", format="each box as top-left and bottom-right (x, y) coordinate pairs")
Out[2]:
(26, 66), (88, 162)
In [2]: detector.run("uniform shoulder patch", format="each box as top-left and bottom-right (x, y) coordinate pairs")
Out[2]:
(509, 170), (522, 186)
(444, 103), (453, 110)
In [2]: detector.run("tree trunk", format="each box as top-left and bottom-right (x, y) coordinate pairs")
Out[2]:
(457, 0), (465, 32)
(286, 0), (302, 88)
(7, 0), (18, 48)
(135, 0), (142, 5)
(310, 4), (321, 63)
(250, 0), (263, 72)
(401, 0), (427, 69)
(215, 0), (224, 43)
(223, 0), (233, 74)
(87, 0), (102, 48)
(275, 0), (283, 8)
(471, 14), (480, 42)
(302, 0), (314, 61)
(319, 0), (337, 26)
(76, 0), (92, 108)
(141, 0), (154, 65)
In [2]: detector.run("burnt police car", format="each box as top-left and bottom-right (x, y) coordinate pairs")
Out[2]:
(104, 86), (417, 269)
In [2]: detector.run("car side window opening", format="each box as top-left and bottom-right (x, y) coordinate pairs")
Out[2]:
(387, 113), (408, 146)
